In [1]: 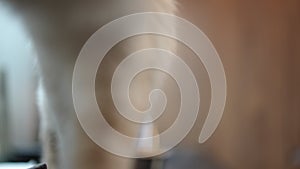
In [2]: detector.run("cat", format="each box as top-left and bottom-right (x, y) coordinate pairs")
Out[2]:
(2, 0), (177, 169)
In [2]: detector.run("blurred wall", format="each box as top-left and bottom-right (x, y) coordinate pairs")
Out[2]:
(0, 4), (38, 158)
(178, 0), (300, 169)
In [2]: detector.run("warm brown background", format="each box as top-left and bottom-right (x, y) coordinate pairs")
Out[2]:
(177, 0), (300, 169)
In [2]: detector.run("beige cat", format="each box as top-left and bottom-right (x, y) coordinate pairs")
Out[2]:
(2, 1), (177, 169)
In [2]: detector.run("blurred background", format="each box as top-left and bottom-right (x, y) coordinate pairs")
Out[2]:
(0, 1), (39, 163)
(0, 0), (299, 169)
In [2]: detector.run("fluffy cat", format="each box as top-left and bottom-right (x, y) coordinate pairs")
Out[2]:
(2, 1), (177, 169)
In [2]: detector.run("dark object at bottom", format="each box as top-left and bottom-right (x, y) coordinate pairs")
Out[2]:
(135, 158), (152, 169)
(135, 158), (166, 169)
(134, 149), (224, 169)
(28, 163), (47, 169)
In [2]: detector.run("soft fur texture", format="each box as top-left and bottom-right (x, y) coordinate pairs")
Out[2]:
(2, 1), (177, 169)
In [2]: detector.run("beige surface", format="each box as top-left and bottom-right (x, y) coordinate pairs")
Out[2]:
(178, 1), (300, 169)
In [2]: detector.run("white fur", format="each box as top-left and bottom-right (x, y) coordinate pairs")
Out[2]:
(3, 1), (177, 168)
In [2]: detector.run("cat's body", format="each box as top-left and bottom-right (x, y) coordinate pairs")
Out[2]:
(2, 1), (177, 169)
